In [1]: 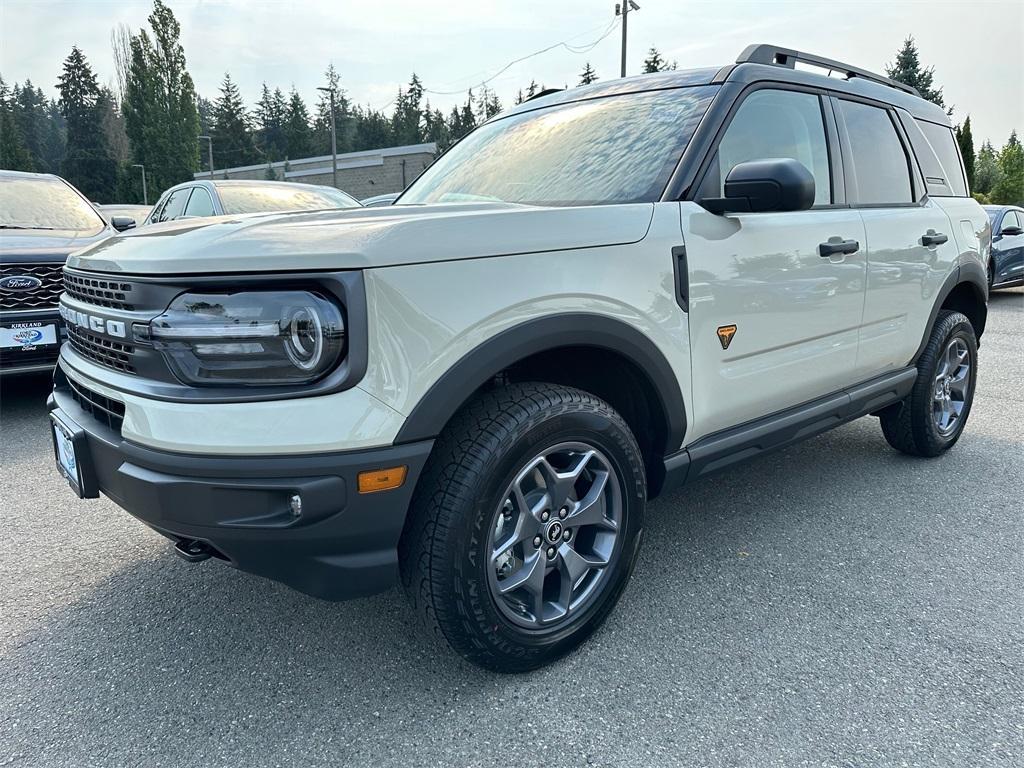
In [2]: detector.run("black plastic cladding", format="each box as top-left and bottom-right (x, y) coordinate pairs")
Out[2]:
(59, 268), (367, 404)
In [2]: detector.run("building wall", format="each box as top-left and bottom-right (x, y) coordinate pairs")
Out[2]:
(194, 143), (437, 200)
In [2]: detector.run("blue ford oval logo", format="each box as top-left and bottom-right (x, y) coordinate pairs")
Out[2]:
(0, 275), (42, 292)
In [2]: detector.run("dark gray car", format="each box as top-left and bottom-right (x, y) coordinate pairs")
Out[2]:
(984, 205), (1024, 289)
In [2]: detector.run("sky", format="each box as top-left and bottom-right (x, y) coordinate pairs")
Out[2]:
(2, 0), (1021, 147)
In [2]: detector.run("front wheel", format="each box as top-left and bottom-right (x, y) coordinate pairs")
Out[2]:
(879, 310), (978, 457)
(399, 383), (646, 672)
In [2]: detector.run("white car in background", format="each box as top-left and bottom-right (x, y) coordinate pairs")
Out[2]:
(147, 179), (361, 223)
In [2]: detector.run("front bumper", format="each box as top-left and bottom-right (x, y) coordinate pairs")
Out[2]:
(0, 308), (64, 375)
(49, 374), (433, 601)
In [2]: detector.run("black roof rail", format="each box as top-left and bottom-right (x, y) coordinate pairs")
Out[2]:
(736, 44), (921, 97)
(527, 88), (564, 102)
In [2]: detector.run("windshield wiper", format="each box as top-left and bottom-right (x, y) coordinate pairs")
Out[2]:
(0, 225), (59, 230)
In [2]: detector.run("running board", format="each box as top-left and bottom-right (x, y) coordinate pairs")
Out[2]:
(660, 367), (917, 494)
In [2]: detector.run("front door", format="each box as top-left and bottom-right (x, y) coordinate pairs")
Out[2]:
(681, 87), (867, 443)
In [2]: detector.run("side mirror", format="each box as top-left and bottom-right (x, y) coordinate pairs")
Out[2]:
(1001, 225), (1023, 237)
(700, 158), (815, 215)
(110, 216), (137, 232)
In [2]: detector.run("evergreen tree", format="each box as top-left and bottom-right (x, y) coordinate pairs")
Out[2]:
(992, 131), (1024, 205)
(642, 47), (669, 73)
(885, 37), (946, 109)
(57, 46), (117, 200)
(391, 73), (425, 145)
(525, 79), (539, 99)
(211, 73), (258, 167)
(255, 83), (287, 161)
(314, 64), (353, 154)
(514, 89), (524, 106)
(197, 95), (214, 136)
(284, 87), (314, 158)
(973, 140), (1002, 198)
(353, 104), (392, 150)
(579, 62), (599, 86)
(0, 76), (34, 171)
(954, 116), (975, 191)
(12, 81), (49, 171)
(422, 104), (451, 150)
(122, 0), (199, 201)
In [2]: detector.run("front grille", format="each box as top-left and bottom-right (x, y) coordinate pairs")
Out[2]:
(63, 272), (136, 310)
(67, 375), (125, 432)
(0, 263), (64, 311)
(66, 324), (136, 374)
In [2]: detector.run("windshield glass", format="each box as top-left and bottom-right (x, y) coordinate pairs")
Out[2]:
(217, 183), (361, 215)
(0, 176), (105, 232)
(401, 86), (718, 206)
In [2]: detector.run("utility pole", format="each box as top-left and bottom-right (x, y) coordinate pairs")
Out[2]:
(199, 135), (214, 179)
(131, 163), (147, 205)
(317, 86), (339, 189)
(616, 1), (640, 78)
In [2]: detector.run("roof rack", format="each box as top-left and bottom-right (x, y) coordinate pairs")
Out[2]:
(736, 44), (920, 97)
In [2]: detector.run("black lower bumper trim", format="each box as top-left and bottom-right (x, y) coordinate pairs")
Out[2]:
(49, 383), (433, 601)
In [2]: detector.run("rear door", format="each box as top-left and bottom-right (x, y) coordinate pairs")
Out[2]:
(993, 209), (1024, 285)
(833, 98), (960, 378)
(681, 86), (867, 441)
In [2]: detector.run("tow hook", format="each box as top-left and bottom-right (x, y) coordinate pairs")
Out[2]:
(173, 538), (214, 563)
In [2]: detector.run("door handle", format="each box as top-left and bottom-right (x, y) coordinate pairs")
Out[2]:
(819, 238), (860, 258)
(921, 231), (948, 247)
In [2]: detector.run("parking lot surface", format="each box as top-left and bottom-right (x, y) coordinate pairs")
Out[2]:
(1, 289), (1021, 768)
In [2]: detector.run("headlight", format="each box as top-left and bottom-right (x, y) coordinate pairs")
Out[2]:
(150, 290), (345, 385)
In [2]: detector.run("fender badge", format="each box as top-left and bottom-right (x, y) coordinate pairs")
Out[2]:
(717, 324), (737, 350)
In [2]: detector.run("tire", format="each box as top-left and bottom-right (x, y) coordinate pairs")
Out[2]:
(987, 259), (995, 291)
(399, 382), (646, 672)
(879, 310), (977, 457)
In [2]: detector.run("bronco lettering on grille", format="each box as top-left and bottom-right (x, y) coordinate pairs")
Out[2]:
(59, 305), (127, 339)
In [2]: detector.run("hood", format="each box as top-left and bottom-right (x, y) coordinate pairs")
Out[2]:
(65, 202), (655, 275)
(2, 228), (112, 264)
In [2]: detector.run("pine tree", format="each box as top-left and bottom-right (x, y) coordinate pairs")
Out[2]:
(992, 131), (1024, 205)
(642, 47), (669, 73)
(954, 116), (975, 191)
(197, 95), (214, 136)
(391, 73), (425, 145)
(525, 79), (539, 99)
(353, 104), (392, 151)
(12, 81), (49, 171)
(284, 87), (314, 158)
(973, 140), (1002, 198)
(422, 104), (451, 150)
(885, 37), (946, 109)
(57, 46), (117, 200)
(255, 83), (287, 161)
(314, 64), (353, 154)
(0, 76), (34, 171)
(579, 62), (599, 86)
(122, 0), (199, 200)
(211, 73), (258, 167)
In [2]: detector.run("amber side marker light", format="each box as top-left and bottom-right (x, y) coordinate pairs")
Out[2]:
(357, 466), (408, 494)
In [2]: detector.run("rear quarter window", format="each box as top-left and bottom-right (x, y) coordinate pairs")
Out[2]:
(916, 120), (968, 197)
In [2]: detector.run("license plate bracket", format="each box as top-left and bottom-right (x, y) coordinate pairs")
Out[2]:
(50, 409), (99, 499)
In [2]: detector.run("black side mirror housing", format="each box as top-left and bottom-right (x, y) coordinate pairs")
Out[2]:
(700, 158), (815, 215)
(110, 216), (137, 232)
(1001, 225), (1023, 237)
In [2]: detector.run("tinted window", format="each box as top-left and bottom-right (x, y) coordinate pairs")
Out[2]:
(184, 187), (216, 217)
(711, 89), (831, 206)
(159, 188), (191, 221)
(0, 175), (105, 233)
(839, 101), (913, 205)
(216, 184), (359, 215)
(401, 87), (719, 206)
(916, 121), (968, 197)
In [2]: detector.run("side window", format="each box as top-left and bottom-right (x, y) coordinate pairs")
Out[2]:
(159, 188), (191, 221)
(1001, 211), (1020, 232)
(707, 89), (831, 207)
(183, 187), (215, 217)
(838, 100), (914, 205)
(916, 120), (968, 197)
(148, 196), (167, 223)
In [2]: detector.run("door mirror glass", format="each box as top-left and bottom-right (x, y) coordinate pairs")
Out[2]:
(699, 158), (815, 215)
(110, 216), (136, 232)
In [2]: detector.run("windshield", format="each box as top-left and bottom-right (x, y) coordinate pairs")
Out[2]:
(401, 86), (718, 206)
(0, 176), (105, 232)
(217, 184), (361, 215)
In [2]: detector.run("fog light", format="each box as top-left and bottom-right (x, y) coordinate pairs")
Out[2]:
(357, 466), (407, 494)
(289, 494), (302, 519)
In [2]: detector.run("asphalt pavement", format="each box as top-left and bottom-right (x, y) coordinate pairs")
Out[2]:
(1, 288), (1021, 768)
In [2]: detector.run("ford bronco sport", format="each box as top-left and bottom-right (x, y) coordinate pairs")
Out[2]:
(48, 45), (989, 671)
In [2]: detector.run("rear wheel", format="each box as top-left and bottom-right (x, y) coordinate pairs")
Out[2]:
(399, 382), (646, 672)
(879, 310), (977, 457)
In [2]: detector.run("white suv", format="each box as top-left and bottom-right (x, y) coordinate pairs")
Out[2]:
(48, 45), (989, 671)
